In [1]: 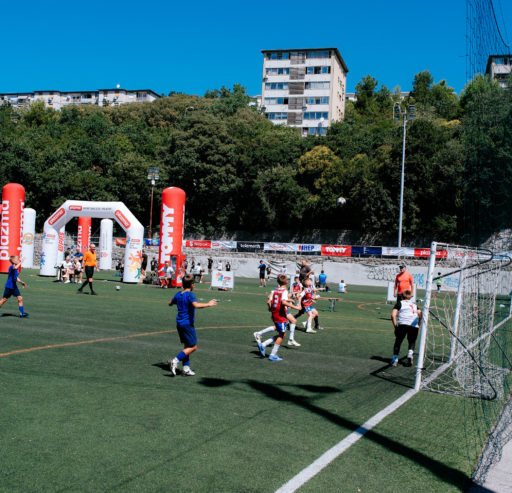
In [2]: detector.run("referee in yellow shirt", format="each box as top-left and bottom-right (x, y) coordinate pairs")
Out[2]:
(78, 243), (99, 295)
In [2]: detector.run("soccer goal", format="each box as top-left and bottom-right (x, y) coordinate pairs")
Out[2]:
(414, 242), (512, 400)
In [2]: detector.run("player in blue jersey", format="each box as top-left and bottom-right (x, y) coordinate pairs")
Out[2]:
(0, 255), (29, 317)
(167, 274), (216, 376)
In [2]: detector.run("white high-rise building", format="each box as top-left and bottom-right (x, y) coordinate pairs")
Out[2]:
(486, 55), (512, 89)
(261, 48), (348, 136)
(0, 88), (160, 110)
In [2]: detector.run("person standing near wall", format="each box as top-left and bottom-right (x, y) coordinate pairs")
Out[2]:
(78, 244), (99, 295)
(393, 264), (413, 302)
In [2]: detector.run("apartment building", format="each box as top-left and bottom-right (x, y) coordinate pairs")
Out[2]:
(485, 55), (512, 89)
(0, 88), (160, 110)
(261, 48), (348, 136)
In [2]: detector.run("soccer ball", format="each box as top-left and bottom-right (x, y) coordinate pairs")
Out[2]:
(116, 285), (121, 291)
(337, 197), (346, 206)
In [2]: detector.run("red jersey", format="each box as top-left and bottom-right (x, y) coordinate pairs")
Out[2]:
(300, 287), (315, 308)
(269, 286), (289, 323)
(292, 281), (302, 293)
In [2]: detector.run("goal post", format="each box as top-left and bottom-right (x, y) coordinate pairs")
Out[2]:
(414, 241), (512, 399)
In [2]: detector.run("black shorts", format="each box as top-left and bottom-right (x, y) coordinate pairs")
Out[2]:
(259, 273), (265, 279)
(394, 324), (419, 342)
(3, 286), (21, 299)
(85, 266), (95, 279)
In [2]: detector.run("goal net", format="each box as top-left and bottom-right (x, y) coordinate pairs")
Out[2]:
(415, 242), (512, 400)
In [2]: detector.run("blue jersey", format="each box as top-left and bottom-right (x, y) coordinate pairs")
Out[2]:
(171, 290), (198, 326)
(5, 265), (19, 289)
(319, 273), (327, 284)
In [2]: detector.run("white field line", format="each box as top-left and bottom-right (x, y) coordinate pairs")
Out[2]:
(275, 388), (418, 493)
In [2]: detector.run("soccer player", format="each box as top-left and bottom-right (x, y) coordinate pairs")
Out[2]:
(290, 276), (302, 299)
(390, 289), (422, 367)
(78, 243), (99, 295)
(257, 274), (300, 360)
(393, 264), (413, 302)
(167, 274), (217, 376)
(298, 278), (321, 333)
(254, 277), (301, 347)
(436, 272), (443, 292)
(258, 260), (267, 287)
(0, 255), (28, 317)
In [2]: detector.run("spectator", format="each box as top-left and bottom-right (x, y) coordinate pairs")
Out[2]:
(299, 261), (314, 283)
(207, 256), (213, 274)
(338, 280), (347, 293)
(318, 270), (328, 291)
(258, 260), (267, 287)
(73, 248), (84, 283)
(217, 260), (223, 271)
(226, 261), (231, 272)
(141, 251), (148, 279)
(150, 257), (158, 275)
(193, 263), (202, 282)
(159, 261), (174, 288)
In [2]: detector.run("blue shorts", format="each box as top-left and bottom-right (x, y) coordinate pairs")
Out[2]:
(304, 305), (315, 313)
(177, 323), (197, 347)
(274, 322), (287, 334)
(3, 287), (21, 299)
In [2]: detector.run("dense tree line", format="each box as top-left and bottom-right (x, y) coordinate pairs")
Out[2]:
(0, 73), (511, 245)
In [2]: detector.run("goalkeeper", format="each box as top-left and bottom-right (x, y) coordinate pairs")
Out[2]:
(390, 290), (422, 367)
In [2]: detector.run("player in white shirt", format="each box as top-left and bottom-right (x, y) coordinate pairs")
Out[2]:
(390, 289), (422, 367)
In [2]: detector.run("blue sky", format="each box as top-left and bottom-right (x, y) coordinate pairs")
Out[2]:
(2, 0), (511, 97)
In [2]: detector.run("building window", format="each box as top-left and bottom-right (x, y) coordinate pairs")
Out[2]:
(306, 66), (331, 75)
(304, 112), (328, 120)
(306, 97), (329, 104)
(305, 81), (330, 89)
(266, 52), (289, 60)
(265, 82), (289, 90)
(307, 127), (327, 136)
(265, 97), (289, 105)
(307, 51), (330, 59)
(267, 112), (288, 120)
(266, 67), (290, 75)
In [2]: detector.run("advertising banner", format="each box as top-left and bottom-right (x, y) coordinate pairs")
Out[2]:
(321, 245), (351, 257)
(115, 238), (127, 246)
(211, 270), (234, 289)
(237, 241), (264, 252)
(414, 248), (449, 258)
(382, 247), (416, 257)
(351, 246), (382, 256)
(0, 183), (25, 272)
(21, 208), (36, 268)
(145, 239), (160, 246)
(211, 241), (237, 250)
(264, 243), (321, 254)
(158, 187), (185, 266)
(186, 240), (212, 248)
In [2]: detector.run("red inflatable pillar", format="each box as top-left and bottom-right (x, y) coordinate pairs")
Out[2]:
(77, 217), (91, 253)
(0, 183), (25, 273)
(158, 187), (186, 287)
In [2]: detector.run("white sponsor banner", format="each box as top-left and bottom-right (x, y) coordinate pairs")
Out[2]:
(264, 243), (321, 253)
(21, 208), (36, 268)
(211, 241), (237, 250)
(211, 270), (234, 289)
(382, 247), (416, 257)
(99, 219), (113, 270)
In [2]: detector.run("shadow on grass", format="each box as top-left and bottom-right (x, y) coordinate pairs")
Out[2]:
(197, 376), (471, 490)
(369, 356), (414, 389)
(0, 313), (19, 317)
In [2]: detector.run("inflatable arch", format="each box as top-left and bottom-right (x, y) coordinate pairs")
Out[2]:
(40, 201), (144, 284)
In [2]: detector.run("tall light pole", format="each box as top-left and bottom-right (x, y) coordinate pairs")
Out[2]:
(393, 104), (414, 248)
(147, 167), (159, 239)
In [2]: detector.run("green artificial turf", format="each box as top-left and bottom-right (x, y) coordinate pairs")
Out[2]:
(0, 271), (502, 492)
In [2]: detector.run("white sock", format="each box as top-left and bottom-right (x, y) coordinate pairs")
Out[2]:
(307, 320), (312, 330)
(407, 350), (414, 358)
(289, 324), (296, 340)
(262, 338), (274, 348)
(270, 344), (280, 356)
(258, 326), (274, 337)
